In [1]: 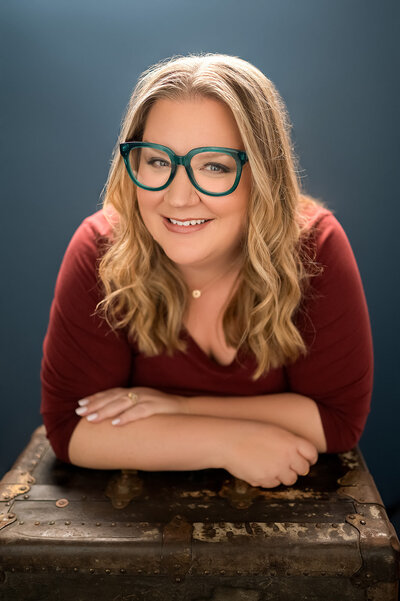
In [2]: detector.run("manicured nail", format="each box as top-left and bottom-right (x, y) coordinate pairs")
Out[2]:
(78, 399), (89, 406)
(86, 413), (98, 421)
(111, 418), (121, 425)
(75, 407), (87, 415)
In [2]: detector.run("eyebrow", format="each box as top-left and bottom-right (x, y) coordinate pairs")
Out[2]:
(142, 139), (174, 151)
(141, 141), (236, 154)
(142, 141), (191, 155)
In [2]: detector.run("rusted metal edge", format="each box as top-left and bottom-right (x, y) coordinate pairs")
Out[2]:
(0, 511), (17, 531)
(345, 507), (400, 589)
(161, 514), (193, 581)
(337, 446), (385, 506)
(338, 448), (400, 590)
(0, 426), (47, 507)
(337, 469), (385, 505)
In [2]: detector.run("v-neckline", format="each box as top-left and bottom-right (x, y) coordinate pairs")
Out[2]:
(180, 325), (241, 370)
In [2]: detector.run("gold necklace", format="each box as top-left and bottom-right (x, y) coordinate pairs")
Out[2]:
(190, 258), (242, 299)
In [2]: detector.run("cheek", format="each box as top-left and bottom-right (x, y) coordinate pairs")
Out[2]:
(227, 195), (248, 238)
(225, 193), (248, 223)
(136, 192), (159, 222)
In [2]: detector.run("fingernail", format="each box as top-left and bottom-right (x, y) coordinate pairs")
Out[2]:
(75, 407), (87, 415)
(78, 399), (89, 406)
(86, 413), (98, 421)
(111, 418), (121, 425)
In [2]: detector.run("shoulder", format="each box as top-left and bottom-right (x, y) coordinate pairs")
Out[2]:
(299, 201), (335, 232)
(299, 202), (352, 263)
(299, 205), (365, 320)
(64, 207), (118, 266)
(296, 202), (364, 307)
(71, 207), (116, 249)
(313, 210), (355, 266)
(55, 207), (118, 297)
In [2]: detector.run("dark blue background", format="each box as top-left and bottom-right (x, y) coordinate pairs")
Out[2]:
(1, 0), (399, 536)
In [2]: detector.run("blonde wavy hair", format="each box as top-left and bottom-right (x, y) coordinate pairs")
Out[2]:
(97, 52), (329, 380)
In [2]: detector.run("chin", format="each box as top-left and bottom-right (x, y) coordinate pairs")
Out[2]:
(162, 249), (207, 266)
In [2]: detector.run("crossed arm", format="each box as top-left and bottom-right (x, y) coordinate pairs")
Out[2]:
(68, 387), (324, 488)
(73, 387), (327, 452)
(185, 392), (327, 452)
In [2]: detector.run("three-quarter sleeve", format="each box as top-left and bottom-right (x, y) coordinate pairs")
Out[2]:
(40, 213), (132, 463)
(286, 212), (374, 453)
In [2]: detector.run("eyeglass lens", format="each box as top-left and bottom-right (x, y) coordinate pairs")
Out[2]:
(128, 146), (238, 194)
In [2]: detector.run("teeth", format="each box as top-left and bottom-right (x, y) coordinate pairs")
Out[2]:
(169, 218), (206, 226)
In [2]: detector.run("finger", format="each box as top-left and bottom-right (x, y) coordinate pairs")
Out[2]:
(290, 456), (311, 477)
(269, 477), (282, 488)
(76, 388), (125, 413)
(111, 402), (154, 426)
(279, 468), (299, 487)
(258, 477), (281, 489)
(297, 439), (319, 466)
(81, 387), (126, 404)
(80, 395), (140, 423)
(77, 388), (136, 416)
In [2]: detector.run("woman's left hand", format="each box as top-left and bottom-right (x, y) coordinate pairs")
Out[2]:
(75, 387), (188, 426)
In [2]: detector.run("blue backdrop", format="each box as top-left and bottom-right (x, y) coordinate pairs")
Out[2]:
(1, 0), (399, 536)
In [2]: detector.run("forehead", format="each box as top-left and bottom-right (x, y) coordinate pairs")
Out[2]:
(142, 97), (244, 153)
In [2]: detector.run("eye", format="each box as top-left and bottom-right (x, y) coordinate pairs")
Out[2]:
(203, 162), (230, 173)
(147, 157), (170, 168)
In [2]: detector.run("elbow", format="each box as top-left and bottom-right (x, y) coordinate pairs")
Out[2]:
(41, 412), (80, 465)
(325, 423), (366, 454)
(316, 435), (328, 455)
(318, 405), (369, 454)
(46, 431), (72, 464)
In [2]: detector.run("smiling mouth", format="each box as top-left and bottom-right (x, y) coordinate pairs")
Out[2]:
(162, 216), (214, 233)
(165, 217), (213, 226)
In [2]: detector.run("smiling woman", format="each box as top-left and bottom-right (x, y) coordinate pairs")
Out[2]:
(40, 53), (373, 489)
(133, 97), (250, 275)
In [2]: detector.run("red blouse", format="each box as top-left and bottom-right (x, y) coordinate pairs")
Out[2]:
(40, 206), (374, 464)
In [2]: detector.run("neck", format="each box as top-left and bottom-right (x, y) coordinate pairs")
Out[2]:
(177, 251), (243, 291)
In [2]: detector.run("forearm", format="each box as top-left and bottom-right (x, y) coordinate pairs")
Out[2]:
(68, 412), (234, 471)
(185, 393), (327, 453)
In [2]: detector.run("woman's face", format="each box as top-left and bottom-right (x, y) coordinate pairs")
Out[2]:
(136, 96), (252, 271)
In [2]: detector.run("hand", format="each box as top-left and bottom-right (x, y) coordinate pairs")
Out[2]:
(75, 387), (187, 426)
(222, 421), (319, 488)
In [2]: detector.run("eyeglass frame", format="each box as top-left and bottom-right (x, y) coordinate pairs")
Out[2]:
(119, 141), (249, 197)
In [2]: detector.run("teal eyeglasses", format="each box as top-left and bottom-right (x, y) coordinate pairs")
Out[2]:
(119, 141), (248, 197)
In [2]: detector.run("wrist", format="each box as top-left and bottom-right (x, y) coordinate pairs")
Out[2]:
(178, 395), (192, 415)
(212, 418), (262, 471)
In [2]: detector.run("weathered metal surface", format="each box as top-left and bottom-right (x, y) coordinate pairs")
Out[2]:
(338, 467), (385, 505)
(191, 520), (361, 575)
(105, 469), (144, 509)
(0, 469), (35, 502)
(346, 506), (400, 591)
(0, 511), (16, 531)
(161, 514), (193, 580)
(0, 424), (399, 601)
(218, 477), (261, 509)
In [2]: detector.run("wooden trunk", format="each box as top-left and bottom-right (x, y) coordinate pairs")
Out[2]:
(0, 425), (399, 600)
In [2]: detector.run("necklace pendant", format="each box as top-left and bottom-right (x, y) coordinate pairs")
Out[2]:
(192, 289), (201, 299)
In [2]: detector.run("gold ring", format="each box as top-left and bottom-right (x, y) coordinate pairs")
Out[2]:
(127, 392), (138, 405)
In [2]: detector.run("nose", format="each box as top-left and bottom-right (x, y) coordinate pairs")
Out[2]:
(164, 164), (200, 207)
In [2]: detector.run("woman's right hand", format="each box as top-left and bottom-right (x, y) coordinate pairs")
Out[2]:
(221, 421), (319, 488)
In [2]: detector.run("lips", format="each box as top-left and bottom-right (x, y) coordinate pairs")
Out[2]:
(162, 216), (213, 234)
(164, 217), (213, 222)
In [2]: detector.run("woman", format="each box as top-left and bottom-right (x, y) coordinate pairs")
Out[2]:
(40, 53), (373, 489)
